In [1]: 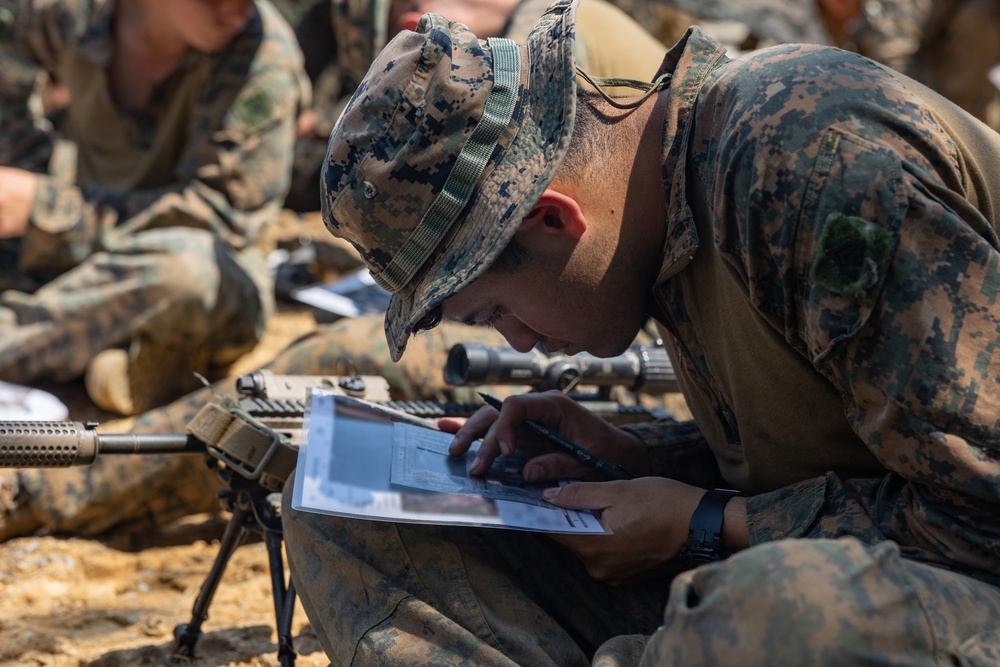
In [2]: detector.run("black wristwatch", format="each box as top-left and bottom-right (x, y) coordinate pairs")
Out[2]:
(679, 488), (740, 567)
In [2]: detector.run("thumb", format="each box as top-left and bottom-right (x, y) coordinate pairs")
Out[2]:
(542, 481), (615, 510)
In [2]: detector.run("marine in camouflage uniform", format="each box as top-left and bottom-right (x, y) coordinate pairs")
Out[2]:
(0, 0), (307, 405)
(0, 0), (674, 540)
(281, 1), (1000, 664)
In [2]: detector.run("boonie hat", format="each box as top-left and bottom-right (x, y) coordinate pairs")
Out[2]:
(321, 0), (579, 361)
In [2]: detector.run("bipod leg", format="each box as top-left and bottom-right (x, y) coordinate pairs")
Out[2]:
(255, 494), (297, 666)
(166, 501), (253, 663)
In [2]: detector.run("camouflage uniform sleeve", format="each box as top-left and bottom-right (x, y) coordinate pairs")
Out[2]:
(23, 2), (308, 268)
(700, 45), (1000, 578)
(619, 418), (728, 489)
(0, 0), (70, 170)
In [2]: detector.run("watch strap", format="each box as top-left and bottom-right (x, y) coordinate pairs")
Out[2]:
(679, 488), (740, 567)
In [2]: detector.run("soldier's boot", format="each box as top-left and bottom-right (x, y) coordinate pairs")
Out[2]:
(0, 471), (42, 542)
(84, 337), (215, 416)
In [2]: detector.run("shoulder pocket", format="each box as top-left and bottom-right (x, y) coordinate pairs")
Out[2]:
(797, 128), (906, 363)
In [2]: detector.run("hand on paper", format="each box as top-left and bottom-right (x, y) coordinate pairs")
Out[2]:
(447, 390), (651, 480)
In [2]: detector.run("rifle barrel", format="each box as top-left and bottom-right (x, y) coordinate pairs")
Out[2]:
(0, 421), (203, 467)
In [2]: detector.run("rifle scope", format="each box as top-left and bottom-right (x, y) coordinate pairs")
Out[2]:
(0, 421), (203, 468)
(444, 343), (678, 394)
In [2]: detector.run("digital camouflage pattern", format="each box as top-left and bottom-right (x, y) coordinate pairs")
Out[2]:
(286, 0), (1000, 663)
(322, 2), (577, 362)
(0, 0), (308, 383)
(0, 0), (679, 541)
(640, 27), (1000, 585)
(816, 0), (1000, 131)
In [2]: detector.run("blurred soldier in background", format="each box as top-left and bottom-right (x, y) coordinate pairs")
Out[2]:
(0, 0), (309, 416)
(817, 0), (1000, 132)
(0, 0), (683, 542)
(643, 0), (1000, 131)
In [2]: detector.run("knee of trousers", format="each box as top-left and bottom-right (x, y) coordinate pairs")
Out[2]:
(645, 538), (936, 666)
(115, 229), (268, 340)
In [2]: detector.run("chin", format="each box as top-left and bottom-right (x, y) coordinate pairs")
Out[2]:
(595, 327), (645, 358)
(580, 337), (634, 359)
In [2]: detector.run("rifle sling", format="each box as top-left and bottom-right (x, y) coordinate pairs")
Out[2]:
(187, 402), (296, 491)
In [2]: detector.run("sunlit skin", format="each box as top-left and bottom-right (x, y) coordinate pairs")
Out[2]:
(439, 190), (649, 359)
(819, 0), (864, 28)
(125, 0), (255, 58)
(427, 92), (750, 583)
(392, 0), (521, 36)
(112, 0), (254, 111)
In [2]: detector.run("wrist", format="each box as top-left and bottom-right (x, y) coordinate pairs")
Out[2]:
(678, 488), (741, 567)
(721, 494), (749, 553)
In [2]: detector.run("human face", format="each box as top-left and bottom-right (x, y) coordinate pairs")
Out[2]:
(439, 242), (649, 358)
(162, 0), (254, 54)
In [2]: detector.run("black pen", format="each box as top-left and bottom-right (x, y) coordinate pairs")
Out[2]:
(478, 393), (636, 481)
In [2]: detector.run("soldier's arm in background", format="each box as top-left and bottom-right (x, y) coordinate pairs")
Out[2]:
(0, 0), (61, 171)
(3, 0), (309, 272)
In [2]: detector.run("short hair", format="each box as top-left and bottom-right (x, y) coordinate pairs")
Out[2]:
(557, 89), (619, 182)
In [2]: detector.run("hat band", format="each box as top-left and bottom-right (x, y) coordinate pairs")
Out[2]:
(372, 37), (521, 294)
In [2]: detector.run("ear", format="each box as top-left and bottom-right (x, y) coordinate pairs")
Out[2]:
(515, 188), (587, 251)
(398, 11), (424, 32)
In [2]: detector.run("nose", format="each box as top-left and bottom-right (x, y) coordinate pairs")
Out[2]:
(495, 317), (539, 353)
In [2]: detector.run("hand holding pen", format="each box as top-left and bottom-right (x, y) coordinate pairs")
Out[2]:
(477, 392), (636, 481)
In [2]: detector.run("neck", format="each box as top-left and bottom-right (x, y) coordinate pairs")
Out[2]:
(116, 0), (188, 66)
(615, 91), (670, 266)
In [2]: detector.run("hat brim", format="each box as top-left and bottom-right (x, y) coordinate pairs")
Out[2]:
(384, 1), (578, 362)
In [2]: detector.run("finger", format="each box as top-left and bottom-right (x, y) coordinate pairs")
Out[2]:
(492, 391), (584, 453)
(541, 481), (620, 510)
(469, 418), (505, 475)
(521, 452), (592, 483)
(437, 417), (467, 434)
(448, 406), (497, 455)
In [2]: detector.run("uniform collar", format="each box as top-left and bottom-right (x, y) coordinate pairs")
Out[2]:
(76, 0), (117, 67)
(653, 27), (730, 286)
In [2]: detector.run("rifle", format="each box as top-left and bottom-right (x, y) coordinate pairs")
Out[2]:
(0, 345), (678, 665)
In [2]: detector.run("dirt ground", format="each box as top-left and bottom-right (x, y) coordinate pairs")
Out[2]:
(0, 521), (330, 667)
(1, 298), (329, 667)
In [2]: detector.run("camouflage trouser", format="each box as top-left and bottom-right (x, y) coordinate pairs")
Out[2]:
(281, 473), (671, 667)
(0, 226), (268, 383)
(281, 483), (1000, 667)
(9, 315), (510, 537)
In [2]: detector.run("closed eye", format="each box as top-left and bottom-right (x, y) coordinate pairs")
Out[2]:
(464, 307), (503, 328)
